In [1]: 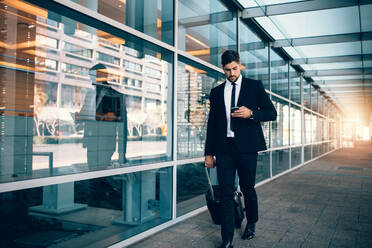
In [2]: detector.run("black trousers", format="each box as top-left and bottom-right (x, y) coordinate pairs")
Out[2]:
(216, 138), (258, 243)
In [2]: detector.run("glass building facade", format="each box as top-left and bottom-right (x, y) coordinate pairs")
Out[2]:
(0, 1), (341, 247)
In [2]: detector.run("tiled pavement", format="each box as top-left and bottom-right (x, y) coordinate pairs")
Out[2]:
(128, 145), (372, 248)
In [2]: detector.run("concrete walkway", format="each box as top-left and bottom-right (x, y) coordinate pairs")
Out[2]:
(128, 145), (372, 248)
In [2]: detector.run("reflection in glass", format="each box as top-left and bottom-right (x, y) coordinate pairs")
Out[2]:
(304, 145), (312, 161)
(256, 151), (270, 183)
(329, 120), (336, 141)
(316, 117), (323, 142)
(312, 144), (319, 158)
(291, 146), (302, 168)
(311, 115), (318, 143)
(77, 64), (127, 170)
(303, 82), (311, 110)
(71, 0), (174, 45)
(240, 22), (269, 89)
(0, 1), (173, 183)
(311, 87), (318, 112)
(262, 121), (270, 149)
(271, 97), (290, 147)
(178, 0), (236, 67)
(177, 58), (222, 159)
(177, 162), (209, 216)
(271, 49), (288, 98)
(318, 96), (323, 116)
(272, 149), (290, 176)
(304, 111), (312, 144)
(289, 67), (301, 104)
(290, 104), (301, 145)
(0, 167), (173, 247)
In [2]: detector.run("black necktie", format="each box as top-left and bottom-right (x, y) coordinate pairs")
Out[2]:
(230, 82), (236, 132)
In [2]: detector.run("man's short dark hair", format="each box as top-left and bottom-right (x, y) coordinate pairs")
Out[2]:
(221, 50), (240, 67)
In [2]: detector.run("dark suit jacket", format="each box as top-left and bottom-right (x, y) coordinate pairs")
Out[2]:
(205, 77), (277, 156)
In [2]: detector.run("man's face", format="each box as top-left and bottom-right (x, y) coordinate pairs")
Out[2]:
(223, 61), (241, 83)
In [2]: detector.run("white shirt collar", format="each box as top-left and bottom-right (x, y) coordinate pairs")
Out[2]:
(226, 74), (242, 87)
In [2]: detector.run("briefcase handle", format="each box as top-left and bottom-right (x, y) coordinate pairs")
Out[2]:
(204, 167), (215, 201)
(204, 167), (242, 200)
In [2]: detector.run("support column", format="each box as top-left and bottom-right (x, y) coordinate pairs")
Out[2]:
(115, 171), (157, 225)
(29, 183), (87, 215)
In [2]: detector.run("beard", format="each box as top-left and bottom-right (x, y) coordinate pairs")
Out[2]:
(229, 75), (238, 82)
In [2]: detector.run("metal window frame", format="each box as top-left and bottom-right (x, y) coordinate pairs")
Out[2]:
(241, 0), (372, 19)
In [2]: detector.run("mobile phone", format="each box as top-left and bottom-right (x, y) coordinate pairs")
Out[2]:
(231, 106), (240, 113)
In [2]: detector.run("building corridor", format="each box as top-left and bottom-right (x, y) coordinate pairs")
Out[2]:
(129, 145), (372, 248)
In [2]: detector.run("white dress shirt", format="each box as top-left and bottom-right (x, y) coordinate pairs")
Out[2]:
(224, 75), (242, 137)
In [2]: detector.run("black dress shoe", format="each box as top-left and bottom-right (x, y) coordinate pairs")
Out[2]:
(218, 241), (233, 248)
(242, 223), (255, 240)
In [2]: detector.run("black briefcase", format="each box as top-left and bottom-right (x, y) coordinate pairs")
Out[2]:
(205, 168), (245, 228)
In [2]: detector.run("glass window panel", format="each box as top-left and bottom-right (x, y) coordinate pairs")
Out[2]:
(237, 0), (258, 7)
(361, 4), (372, 32)
(237, 0), (305, 8)
(177, 57), (223, 159)
(303, 82), (311, 109)
(240, 22), (270, 89)
(96, 52), (120, 66)
(0, 167), (172, 247)
(290, 104), (301, 145)
(311, 88), (318, 112)
(71, 0), (174, 45)
(363, 40), (372, 54)
(304, 110), (312, 144)
(271, 97), (290, 147)
(272, 149), (290, 176)
(295, 42), (362, 58)
(311, 115), (317, 142)
(291, 146), (302, 168)
(36, 34), (59, 49)
(301, 64), (315, 71)
(177, 162), (209, 216)
(255, 17), (286, 40)
(312, 143), (320, 157)
(329, 120), (336, 141)
(64, 42), (93, 58)
(178, 0), (237, 67)
(256, 151), (270, 183)
(304, 144), (312, 161)
(317, 117), (324, 142)
(310, 61), (363, 71)
(271, 50), (289, 98)
(0, 1), (173, 183)
(261, 0), (305, 5)
(318, 96), (323, 115)
(324, 118), (329, 140)
(272, 7), (360, 38)
(289, 67), (301, 104)
(262, 121), (271, 149)
(283, 46), (301, 59)
(317, 74), (372, 81)
(364, 61), (372, 67)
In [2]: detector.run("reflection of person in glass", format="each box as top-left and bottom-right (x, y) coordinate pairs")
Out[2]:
(78, 64), (127, 170)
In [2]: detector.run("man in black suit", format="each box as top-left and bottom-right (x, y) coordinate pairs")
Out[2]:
(204, 50), (277, 248)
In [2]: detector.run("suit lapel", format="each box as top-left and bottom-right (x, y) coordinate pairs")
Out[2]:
(237, 77), (246, 107)
(219, 81), (227, 123)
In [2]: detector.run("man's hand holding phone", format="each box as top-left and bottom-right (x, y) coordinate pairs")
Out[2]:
(231, 106), (253, 119)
